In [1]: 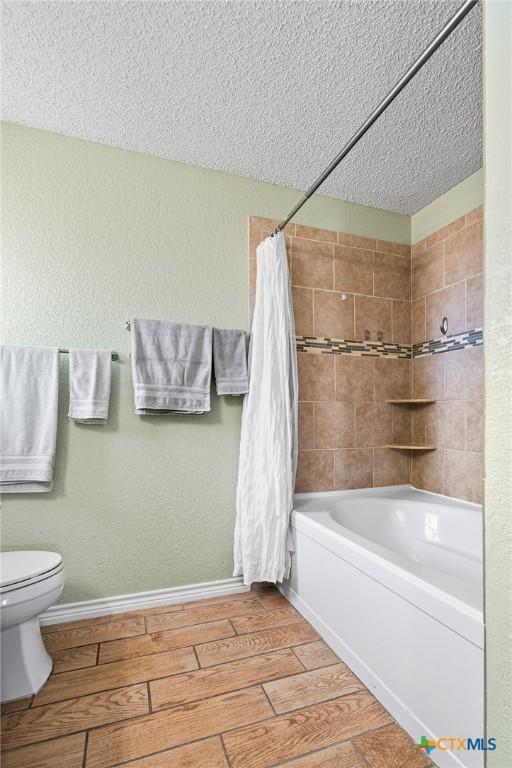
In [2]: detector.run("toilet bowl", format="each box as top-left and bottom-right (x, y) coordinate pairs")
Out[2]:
(1, 551), (64, 703)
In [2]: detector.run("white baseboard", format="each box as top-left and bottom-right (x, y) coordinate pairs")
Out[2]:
(41, 576), (249, 626)
(278, 582), (465, 768)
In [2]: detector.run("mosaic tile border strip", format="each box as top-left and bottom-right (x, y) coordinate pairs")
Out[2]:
(412, 328), (483, 358)
(296, 337), (411, 358)
(296, 329), (483, 359)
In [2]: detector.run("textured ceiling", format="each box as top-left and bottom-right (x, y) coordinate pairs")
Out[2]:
(1, 1), (482, 214)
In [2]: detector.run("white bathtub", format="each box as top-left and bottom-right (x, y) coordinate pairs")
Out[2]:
(281, 485), (484, 768)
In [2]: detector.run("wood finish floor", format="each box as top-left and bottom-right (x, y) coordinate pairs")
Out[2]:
(1, 586), (432, 767)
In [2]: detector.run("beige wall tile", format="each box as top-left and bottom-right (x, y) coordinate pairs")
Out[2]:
(313, 290), (355, 339)
(335, 449), (373, 490)
(334, 245), (373, 295)
(354, 296), (392, 342)
(411, 297), (426, 344)
(291, 238), (334, 289)
(422, 400), (466, 451)
(375, 240), (411, 258)
(298, 353), (335, 401)
(392, 300), (411, 344)
(426, 281), (466, 339)
(412, 355), (444, 400)
(412, 406), (427, 445)
(392, 407), (413, 445)
(315, 401), (355, 449)
(444, 221), (483, 285)
(374, 252), (410, 301)
(249, 226), (262, 261)
(355, 403), (393, 447)
(335, 356), (374, 402)
(296, 450), (334, 492)
(466, 402), (484, 453)
(411, 239), (426, 258)
(337, 232), (376, 250)
(425, 215), (465, 248)
(292, 287), (314, 337)
(294, 224), (337, 243)
(465, 206), (483, 227)
(291, 237), (334, 290)
(411, 451), (443, 495)
(466, 273), (484, 330)
(373, 448), (410, 486)
(250, 217), (295, 237)
(412, 243), (444, 299)
(249, 216), (278, 231)
(374, 358), (411, 401)
(443, 450), (483, 503)
(444, 346), (484, 401)
(298, 403), (314, 450)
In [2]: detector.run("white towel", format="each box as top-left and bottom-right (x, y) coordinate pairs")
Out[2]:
(68, 349), (111, 423)
(131, 319), (212, 414)
(0, 345), (59, 493)
(213, 328), (249, 396)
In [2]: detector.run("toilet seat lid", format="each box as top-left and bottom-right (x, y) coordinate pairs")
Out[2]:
(0, 551), (62, 589)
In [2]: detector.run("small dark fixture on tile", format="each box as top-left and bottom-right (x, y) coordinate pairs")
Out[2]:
(440, 316), (449, 335)
(365, 330), (371, 340)
(377, 331), (384, 341)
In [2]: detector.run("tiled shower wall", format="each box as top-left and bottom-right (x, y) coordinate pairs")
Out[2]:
(249, 217), (413, 494)
(248, 209), (483, 503)
(410, 208), (484, 503)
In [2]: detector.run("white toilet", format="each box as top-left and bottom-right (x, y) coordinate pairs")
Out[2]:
(0, 551), (64, 703)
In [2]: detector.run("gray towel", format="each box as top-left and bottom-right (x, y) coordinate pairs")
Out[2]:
(0, 345), (59, 492)
(68, 349), (111, 423)
(213, 328), (249, 396)
(131, 318), (212, 414)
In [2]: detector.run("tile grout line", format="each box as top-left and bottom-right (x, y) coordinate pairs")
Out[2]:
(18, 649), (330, 730)
(191, 643), (201, 670)
(2, 598), (422, 762)
(259, 682), (279, 716)
(220, 732), (234, 768)
(289, 646), (308, 671)
(98, 628), (235, 666)
(34, 633), (315, 709)
(95, 733), (237, 768)
(148, 655), (336, 714)
(43, 632), (147, 654)
(81, 730), (89, 768)
(349, 735), (375, 768)
(227, 618), (238, 636)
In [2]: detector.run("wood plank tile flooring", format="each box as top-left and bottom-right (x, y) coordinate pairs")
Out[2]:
(1, 586), (432, 768)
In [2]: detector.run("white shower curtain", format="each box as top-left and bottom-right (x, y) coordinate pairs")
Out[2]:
(233, 231), (298, 585)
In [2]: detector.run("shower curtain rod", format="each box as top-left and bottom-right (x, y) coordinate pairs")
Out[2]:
(272, 0), (478, 236)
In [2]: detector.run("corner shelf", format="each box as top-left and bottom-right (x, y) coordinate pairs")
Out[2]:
(386, 399), (437, 451)
(386, 444), (436, 451)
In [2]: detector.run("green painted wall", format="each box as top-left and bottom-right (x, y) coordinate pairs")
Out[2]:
(1, 123), (408, 602)
(410, 169), (484, 243)
(483, 0), (512, 759)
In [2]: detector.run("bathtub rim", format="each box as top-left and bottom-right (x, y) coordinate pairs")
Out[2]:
(291, 484), (484, 649)
(295, 483), (482, 512)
